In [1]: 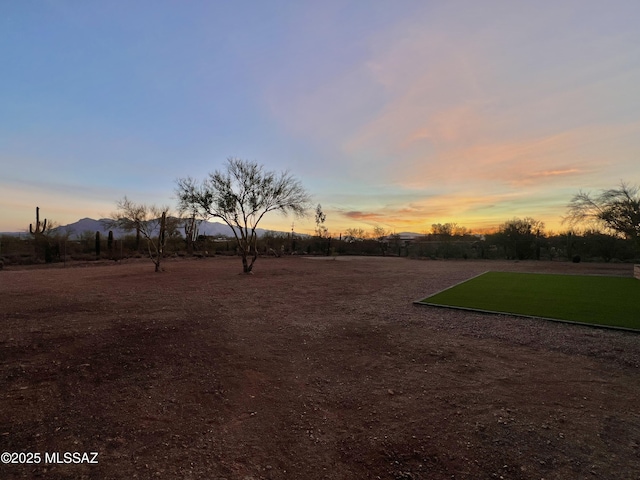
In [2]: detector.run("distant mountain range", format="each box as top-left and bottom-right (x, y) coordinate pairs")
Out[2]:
(1, 218), (423, 240)
(1, 217), (288, 239)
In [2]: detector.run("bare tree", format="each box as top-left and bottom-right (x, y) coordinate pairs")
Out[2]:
(565, 182), (640, 247)
(106, 197), (169, 272)
(315, 204), (329, 239)
(431, 222), (471, 237)
(175, 158), (311, 273)
(343, 227), (368, 243)
(431, 223), (455, 237)
(315, 204), (331, 255)
(372, 225), (390, 256)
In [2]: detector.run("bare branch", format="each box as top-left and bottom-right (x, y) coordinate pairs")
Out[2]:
(175, 158), (311, 273)
(108, 197), (170, 271)
(564, 182), (640, 243)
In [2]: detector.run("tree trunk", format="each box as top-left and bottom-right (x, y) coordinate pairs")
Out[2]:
(241, 253), (252, 273)
(185, 214), (196, 256)
(239, 232), (258, 273)
(156, 211), (166, 273)
(249, 250), (258, 271)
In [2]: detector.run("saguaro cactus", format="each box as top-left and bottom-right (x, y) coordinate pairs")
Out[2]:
(29, 206), (48, 261)
(30, 207), (47, 235)
(95, 231), (101, 257)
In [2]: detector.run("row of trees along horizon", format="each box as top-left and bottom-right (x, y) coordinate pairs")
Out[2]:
(1, 159), (639, 273)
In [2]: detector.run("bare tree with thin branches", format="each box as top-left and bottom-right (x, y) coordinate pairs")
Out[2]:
(106, 197), (169, 272)
(565, 182), (640, 248)
(372, 225), (390, 256)
(176, 158), (311, 273)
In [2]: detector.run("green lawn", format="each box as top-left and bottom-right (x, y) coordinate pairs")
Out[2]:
(416, 271), (640, 331)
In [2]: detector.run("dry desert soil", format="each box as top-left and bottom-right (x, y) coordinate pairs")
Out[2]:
(1, 256), (639, 479)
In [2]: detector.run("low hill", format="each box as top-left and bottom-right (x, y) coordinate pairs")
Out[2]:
(45, 217), (277, 239)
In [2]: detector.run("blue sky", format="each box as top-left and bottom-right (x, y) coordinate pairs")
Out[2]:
(2, 0), (639, 235)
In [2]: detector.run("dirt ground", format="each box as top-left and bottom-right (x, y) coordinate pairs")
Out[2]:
(1, 256), (639, 479)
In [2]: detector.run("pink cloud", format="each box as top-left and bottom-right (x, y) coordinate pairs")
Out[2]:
(342, 210), (387, 222)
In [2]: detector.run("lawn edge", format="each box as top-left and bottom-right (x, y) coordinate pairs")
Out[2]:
(413, 300), (640, 334)
(413, 270), (640, 333)
(413, 270), (491, 301)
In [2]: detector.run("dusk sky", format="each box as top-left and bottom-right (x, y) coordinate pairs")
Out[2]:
(2, 1), (639, 236)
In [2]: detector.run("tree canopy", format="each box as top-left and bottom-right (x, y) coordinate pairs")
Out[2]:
(175, 158), (311, 273)
(496, 217), (545, 260)
(565, 182), (640, 246)
(106, 196), (171, 272)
